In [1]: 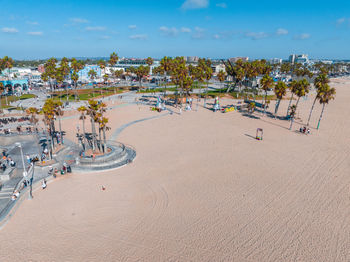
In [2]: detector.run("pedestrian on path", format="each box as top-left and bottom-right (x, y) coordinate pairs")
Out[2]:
(42, 179), (47, 189)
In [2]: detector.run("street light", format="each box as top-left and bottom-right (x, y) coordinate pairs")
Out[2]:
(15, 142), (27, 178)
(15, 142), (34, 199)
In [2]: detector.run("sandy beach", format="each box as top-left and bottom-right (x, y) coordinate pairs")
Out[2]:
(0, 78), (349, 261)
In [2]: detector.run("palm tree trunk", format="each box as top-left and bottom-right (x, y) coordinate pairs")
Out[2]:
(263, 91), (268, 115)
(91, 117), (96, 152)
(317, 104), (325, 130)
(103, 126), (107, 153)
(82, 116), (86, 150)
(58, 116), (63, 144)
(287, 93), (294, 116)
(289, 116), (294, 130)
(45, 126), (52, 160)
(98, 127), (102, 152)
(274, 99), (281, 116)
(307, 97), (317, 126)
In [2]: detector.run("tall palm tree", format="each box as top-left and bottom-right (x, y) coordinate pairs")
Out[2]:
(294, 79), (310, 111)
(109, 52), (119, 67)
(307, 73), (329, 126)
(317, 85), (336, 130)
(145, 57), (154, 67)
(286, 80), (298, 116)
(26, 107), (43, 162)
(273, 81), (287, 116)
(135, 65), (150, 89)
(217, 70), (226, 91)
(0, 82), (4, 109)
(289, 104), (297, 130)
(88, 69), (97, 88)
(87, 99), (99, 152)
(260, 74), (274, 115)
(160, 56), (173, 96)
(77, 106), (87, 151)
(98, 60), (106, 83)
(70, 58), (85, 101)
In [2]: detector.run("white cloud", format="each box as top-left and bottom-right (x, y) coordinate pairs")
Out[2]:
(181, 0), (209, 10)
(181, 27), (192, 33)
(245, 31), (268, 40)
(129, 34), (148, 40)
(26, 21), (39, 25)
(1, 27), (18, 33)
(216, 2), (227, 8)
(70, 18), (89, 24)
(213, 34), (221, 39)
(85, 26), (106, 31)
(160, 26), (179, 36)
(128, 25), (137, 30)
(192, 27), (205, 39)
(294, 33), (311, 40)
(276, 28), (288, 35)
(99, 35), (111, 40)
(27, 31), (43, 36)
(336, 18), (346, 25)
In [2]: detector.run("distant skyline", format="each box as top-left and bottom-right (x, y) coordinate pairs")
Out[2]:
(1, 0), (350, 60)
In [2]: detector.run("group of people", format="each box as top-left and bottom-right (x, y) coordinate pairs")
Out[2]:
(299, 126), (311, 135)
(0, 116), (30, 125)
(1, 151), (16, 172)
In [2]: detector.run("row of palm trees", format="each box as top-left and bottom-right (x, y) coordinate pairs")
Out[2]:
(265, 74), (336, 130)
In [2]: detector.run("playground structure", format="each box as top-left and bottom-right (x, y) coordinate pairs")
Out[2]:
(213, 96), (220, 112)
(256, 128), (263, 140)
(221, 106), (235, 113)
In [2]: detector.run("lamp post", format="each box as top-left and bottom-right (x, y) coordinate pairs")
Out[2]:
(15, 142), (27, 178)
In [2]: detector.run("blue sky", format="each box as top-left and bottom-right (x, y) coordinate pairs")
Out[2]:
(0, 0), (350, 59)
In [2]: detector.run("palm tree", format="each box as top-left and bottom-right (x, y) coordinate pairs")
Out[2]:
(88, 69), (97, 88)
(294, 79), (310, 111)
(317, 85), (336, 130)
(70, 58), (85, 101)
(98, 60), (106, 83)
(286, 80), (298, 116)
(260, 74), (274, 115)
(160, 56), (173, 96)
(135, 65), (150, 89)
(289, 104), (297, 130)
(42, 98), (58, 149)
(87, 99), (99, 152)
(109, 52), (119, 67)
(274, 81), (287, 116)
(0, 82), (4, 109)
(26, 107), (43, 162)
(145, 57), (154, 67)
(307, 73), (329, 126)
(77, 106), (87, 151)
(217, 70), (227, 92)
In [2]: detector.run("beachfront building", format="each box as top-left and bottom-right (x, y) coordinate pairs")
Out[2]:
(78, 65), (102, 82)
(112, 58), (160, 75)
(229, 57), (249, 63)
(289, 54), (309, 65)
(270, 58), (283, 64)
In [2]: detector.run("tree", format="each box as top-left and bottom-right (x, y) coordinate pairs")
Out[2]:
(145, 57), (154, 66)
(217, 70), (226, 91)
(260, 74), (274, 115)
(41, 58), (58, 93)
(88, 69), (97, 88)
(109, 52), (119, 67)
(98, 60), (106, 80)
(286, 80), (298, 116)
(289, 104), (297, 130)
(160, 56), (173, 96)
(26, 107), (43, 161)
(70, 58), (85, 101)
(135, 65), (150, 89)
(198, 58), (213, 106)
(86, 99), (100, 152)
(294, 79), (310, 111)
(274, 81), (287, 116)
(307, 73), (329, 126)
(77, 106), (87, 150)
(0, 82), (4, 109)
(317, 85), (336, 130)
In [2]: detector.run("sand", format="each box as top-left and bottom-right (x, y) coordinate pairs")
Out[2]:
(0, 79), (349, 261)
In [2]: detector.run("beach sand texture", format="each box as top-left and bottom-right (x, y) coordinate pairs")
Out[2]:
(0, 79), (349, 261)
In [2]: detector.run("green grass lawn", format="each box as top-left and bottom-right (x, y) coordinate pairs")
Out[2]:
(51, 86), (126, 101)
(0, 94), (36, 108)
